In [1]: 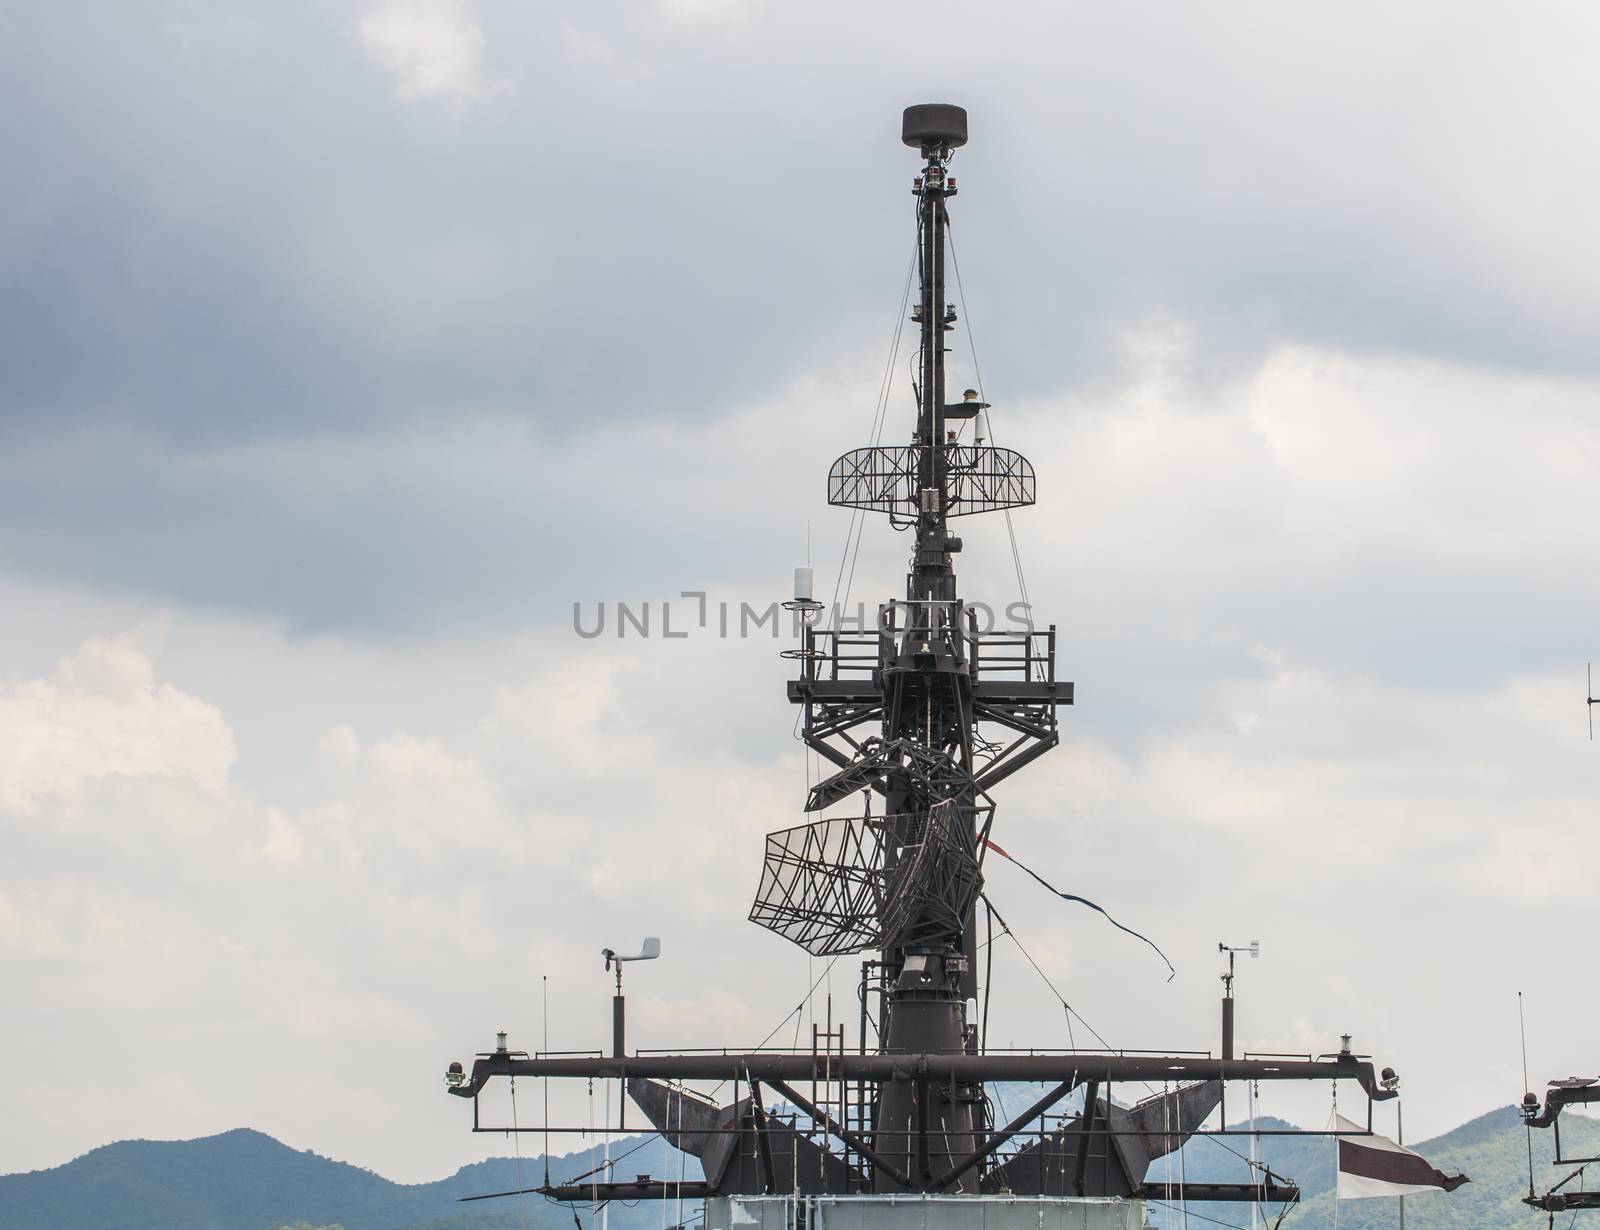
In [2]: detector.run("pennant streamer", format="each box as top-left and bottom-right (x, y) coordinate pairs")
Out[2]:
(984, 838), (1176, 980)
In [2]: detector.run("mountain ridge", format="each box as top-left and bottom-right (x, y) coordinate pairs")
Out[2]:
(0, 1125), (690, 1230)
(5, 1105), (1595, 1230)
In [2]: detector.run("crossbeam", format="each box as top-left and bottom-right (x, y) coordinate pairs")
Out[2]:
(448, 1050), (1395, 1101)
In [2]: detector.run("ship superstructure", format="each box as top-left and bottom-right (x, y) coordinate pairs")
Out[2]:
(1522, 1078), (1600, 1218)
(443, 105), (1400, 1230)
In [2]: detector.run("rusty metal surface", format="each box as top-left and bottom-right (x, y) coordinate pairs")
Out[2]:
(1124, 1081), (1223, 1163)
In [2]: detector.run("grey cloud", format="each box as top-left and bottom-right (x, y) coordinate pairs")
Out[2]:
(0, 418), (807, 632)
(6, 1), (1600, 454)
(1, 345), (1596, 717)
(5, 0), (1600, 637)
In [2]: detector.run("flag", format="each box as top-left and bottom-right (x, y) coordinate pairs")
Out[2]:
(1335, 1114), (1470, 1199)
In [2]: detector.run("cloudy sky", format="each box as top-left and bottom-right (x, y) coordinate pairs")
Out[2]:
(5, 0), (1600, 1185)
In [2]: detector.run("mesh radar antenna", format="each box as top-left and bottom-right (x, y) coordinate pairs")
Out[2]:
(441, 106), (1406, 1225)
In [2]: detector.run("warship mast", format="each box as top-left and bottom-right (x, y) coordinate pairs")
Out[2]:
(442, 104), (1404, 1228)
(871, 102), (986, 1190)
(776, 102), (1068, 1189)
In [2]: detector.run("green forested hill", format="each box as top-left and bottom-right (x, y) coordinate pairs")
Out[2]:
(1276, 1106), (1600, 1230)
(0, 1128), (700, 1230)
(1150, 1105), (1600, 1230)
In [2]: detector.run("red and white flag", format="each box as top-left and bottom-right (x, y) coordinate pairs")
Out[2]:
(1335, 1114), (1470, 1199)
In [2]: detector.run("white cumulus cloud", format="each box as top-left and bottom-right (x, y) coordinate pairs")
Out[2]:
(0, 635), (235, 814)
(256, 807), (306, 864)
(358, 0), (508, 103)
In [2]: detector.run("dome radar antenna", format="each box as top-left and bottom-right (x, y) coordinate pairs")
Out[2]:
(901, 103), (968, 153)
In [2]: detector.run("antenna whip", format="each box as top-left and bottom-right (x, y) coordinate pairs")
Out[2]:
(1521, 991), (1536, 1199)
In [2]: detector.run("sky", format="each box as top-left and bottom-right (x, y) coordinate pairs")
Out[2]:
(3, 0), (1600, 1186)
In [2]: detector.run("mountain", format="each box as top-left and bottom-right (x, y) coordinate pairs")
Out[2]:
(0, 1128), (701, 1230)
(4, 1105), (1595, 1230)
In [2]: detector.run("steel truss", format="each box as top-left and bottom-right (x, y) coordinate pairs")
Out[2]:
(828, 445), (1035, 517)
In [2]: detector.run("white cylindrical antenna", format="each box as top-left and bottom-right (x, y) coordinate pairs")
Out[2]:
(975, 410), (989, 445)
(782, 564), (822, 645)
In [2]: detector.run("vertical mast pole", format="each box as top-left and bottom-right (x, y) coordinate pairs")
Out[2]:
(913, 144), (954, 627)
(870, 105), (980, 1193)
